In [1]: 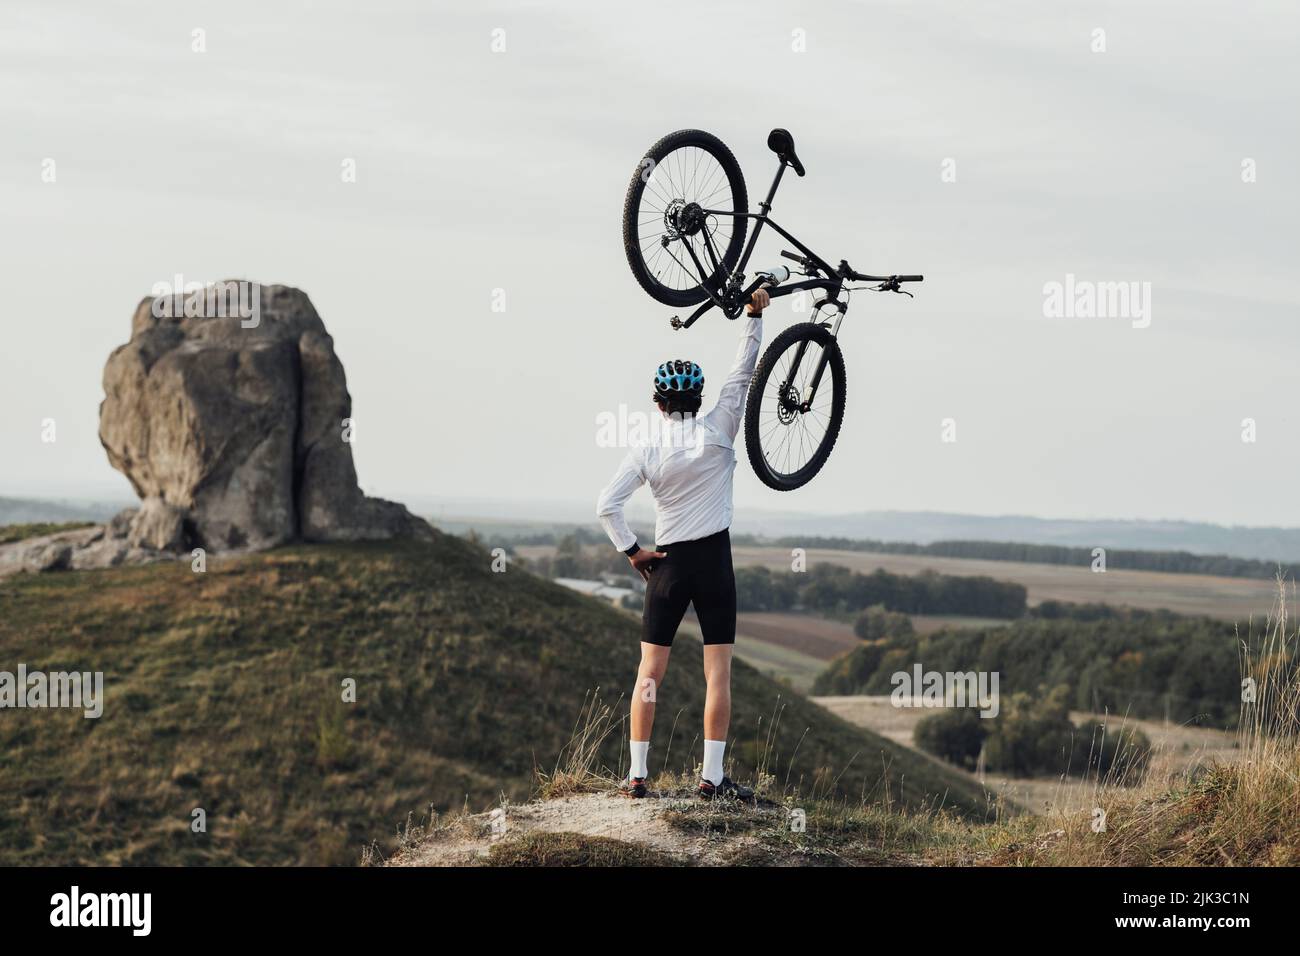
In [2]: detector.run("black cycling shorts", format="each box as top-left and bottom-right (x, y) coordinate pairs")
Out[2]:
(641, 528), (736, 647)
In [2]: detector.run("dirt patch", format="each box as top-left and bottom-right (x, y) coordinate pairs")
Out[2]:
(388, 788), (788, 867)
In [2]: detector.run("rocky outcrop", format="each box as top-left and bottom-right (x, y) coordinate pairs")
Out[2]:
(0, 514), (169, 577)
(94, 281), (433, 554)
(2, 282), (432, 576)
(1, 282), (431, 576)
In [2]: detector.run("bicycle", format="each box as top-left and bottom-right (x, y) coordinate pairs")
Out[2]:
(622, 128), (923, 491)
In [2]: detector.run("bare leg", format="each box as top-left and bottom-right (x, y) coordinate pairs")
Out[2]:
(631, 642), (671, 743)
(702, 644), (732, 741)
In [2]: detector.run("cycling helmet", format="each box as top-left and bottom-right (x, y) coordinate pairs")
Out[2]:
(654, 359), (704, 400)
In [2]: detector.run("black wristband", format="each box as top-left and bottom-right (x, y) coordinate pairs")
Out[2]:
(623, 542), (640, 557)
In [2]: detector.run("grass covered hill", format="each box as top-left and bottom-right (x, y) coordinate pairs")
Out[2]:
(397, 584), (1300, 868)
(0, 531), (993, 866)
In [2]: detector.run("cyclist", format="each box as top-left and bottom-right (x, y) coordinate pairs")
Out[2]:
(596, 285), (771, 800)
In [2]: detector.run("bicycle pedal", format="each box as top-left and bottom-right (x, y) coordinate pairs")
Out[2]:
(669, 316), (683, 330)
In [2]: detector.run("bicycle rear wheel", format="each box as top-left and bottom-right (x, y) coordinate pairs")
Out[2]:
(622, 129), (748, 308)
(743, 322), (846, 491)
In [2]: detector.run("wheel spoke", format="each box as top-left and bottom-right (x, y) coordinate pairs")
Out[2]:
(633, 143), (740, 293)
(751, 334), (839, 478)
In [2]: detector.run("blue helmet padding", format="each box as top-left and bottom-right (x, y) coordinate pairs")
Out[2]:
(654, 359), (704, 394)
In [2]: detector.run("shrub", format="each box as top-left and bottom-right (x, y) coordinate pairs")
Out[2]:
(1070, 720), (1151, 783)
(854, 604), (915, 642)
(914, 708), (988, 770)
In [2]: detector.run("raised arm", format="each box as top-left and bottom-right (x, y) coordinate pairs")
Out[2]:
(703, 287), (769, 441)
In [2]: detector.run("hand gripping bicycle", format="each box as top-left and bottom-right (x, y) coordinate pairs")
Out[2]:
(622, 128), (923, 491)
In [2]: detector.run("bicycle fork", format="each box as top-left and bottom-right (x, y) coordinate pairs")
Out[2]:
(778, 303), (843, 413)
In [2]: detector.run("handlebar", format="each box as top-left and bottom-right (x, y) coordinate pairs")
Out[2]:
(838, 259), (923, 284)
(782, 252), (923, 285)
(670, 257), (921, 330)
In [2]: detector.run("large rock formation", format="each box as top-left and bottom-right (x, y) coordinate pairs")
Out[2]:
(91, 281), (431, 554)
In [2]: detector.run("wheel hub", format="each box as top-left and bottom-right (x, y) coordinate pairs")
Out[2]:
(665, 200), (705, 238)
(776, 385), (801, 424)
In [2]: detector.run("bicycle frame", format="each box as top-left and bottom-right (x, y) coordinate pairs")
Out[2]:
(669, 159), (848, 406)
(672, 160), (846, 330)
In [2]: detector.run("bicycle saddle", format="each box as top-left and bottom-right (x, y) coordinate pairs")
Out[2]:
(767, 128), (805, 177)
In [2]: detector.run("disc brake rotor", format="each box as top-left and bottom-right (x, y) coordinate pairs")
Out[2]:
(663, 199), (685, 239)
(776, 385), (801, 425)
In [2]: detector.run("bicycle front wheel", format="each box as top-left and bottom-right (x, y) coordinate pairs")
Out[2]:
(743, 322), (846, 491)
(622, 129), (748, 308)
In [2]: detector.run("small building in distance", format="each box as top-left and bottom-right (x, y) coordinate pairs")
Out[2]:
(555, 577), (636, 608)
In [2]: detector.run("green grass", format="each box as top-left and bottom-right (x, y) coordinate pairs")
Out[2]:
(0, 521), (95, 545)
(0, 532), (994, 866)
(486, 831), (682, 866)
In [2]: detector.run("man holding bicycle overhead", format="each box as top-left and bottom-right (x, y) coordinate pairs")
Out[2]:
(596, 285), (771, 802)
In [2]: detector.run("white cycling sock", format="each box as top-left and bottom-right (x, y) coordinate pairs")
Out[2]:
(629, 740), (650, 780)
(702, 739), (725, 786)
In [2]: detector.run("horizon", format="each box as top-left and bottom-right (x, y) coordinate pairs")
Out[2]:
(1, 1), (1297, 528)
(6, 483), (1300, 535)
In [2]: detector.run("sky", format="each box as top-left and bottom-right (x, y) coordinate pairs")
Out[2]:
(1, 0), (1297, 527)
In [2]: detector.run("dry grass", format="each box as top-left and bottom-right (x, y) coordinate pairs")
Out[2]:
(486, 831), (682, 866)
(998, 578), (1300, 865)
(421, 579), (1300, 868)
(535, 691), (624, 800)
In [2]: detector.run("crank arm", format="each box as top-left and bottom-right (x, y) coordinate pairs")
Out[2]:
(670, 297), (717, 330)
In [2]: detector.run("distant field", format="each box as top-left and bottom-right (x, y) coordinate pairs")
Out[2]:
(734, 611), (859, 659)
(910, 614), (1011, 635)
(730, 544), (1284, 623)
(815, 695), (1240, 814)
(732, 611), (1001, 661)
(515, 541), (1284, 622)
(680, 611), (1001, 694)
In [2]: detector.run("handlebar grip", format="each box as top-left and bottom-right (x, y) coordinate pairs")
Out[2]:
(756, 265), (790, 285)
(897, 275), (924, 282)
(780, 250), (805, 263)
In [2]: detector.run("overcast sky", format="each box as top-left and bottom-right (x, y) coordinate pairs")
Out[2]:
(2, 0), (1296, 527)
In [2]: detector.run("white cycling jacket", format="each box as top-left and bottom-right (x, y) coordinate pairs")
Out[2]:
(596, 314), (762, 551)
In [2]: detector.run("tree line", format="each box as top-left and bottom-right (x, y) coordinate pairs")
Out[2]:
(812, 607), (1246, 727)
(480, 531), (1033, 619)
(736, 563), (1028, 619)
(729, 533), (1288, 581)
(914, 685), (1152, 781)
(472, 525), (1289, 581)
